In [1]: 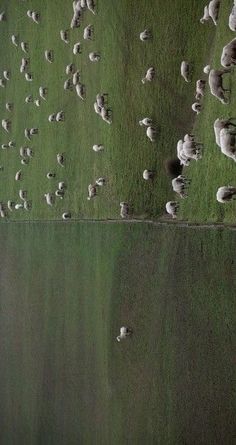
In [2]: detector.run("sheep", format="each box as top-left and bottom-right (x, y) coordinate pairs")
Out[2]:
(2, 119), (11, 133)
(34, 99), (41, 107)
(6, 102), (13, 111)
(21, 42), (29, 53)
(62, 212), (71, 220)
(140, 29), (152, 41)
(70, 15), (80, 29)
(20, 147), (28, 157)
(180, 61), (190, 82)
(21, 158), (29, 165)
(229, 2), (236, 31)
(39, 86), (47, 100)
(57, 153), (65, 167)
(191, 102), (202, 114)
(86, 0), (96, 14)
(0, 12), (6, 21)
(94, 102), (101, 114)
(11, 35), (18, 46)
(21, 57), (30, 69)
(142, 67), (155, 84)
(15, 170), (22, 181)
(213, 118), (236, 147)
(58, 182), (66, 190)
(146, 126), (156, 142)
(81, 0), (87, 8)
(73, 42), (82, 55)
(60, 30), (69, 44)
(3, 70), (10, 81)
(96, 177), (106, 186)
(45, 50), (54, 63)
(8, 141), (15, 148)
(203, 64), (211, 74)
(15, 203), (24, 210)
(120, 202), (129, 219)
(56, 111), (65, 122)
(25, 73), (33, 81)
(100, 107), (112, 124)
(1, 144), (8, 150)
(96, 94), (107, 108)
(183, 134), (195, 142)
(116, 327), (132, 342)
(0, 79), (6, 88)
(92, 144), (104, 152)
(64, 79), (73, 91)
(55, 189), (64, 199)
(26, 148), (33, 157)
(177, 140), (190, 166)
(208, 68), (231, 103)
(219, 127), (236, 161)
(24, 201), (32, 211)
(24, 128), (31, 140)
(143, 169), (155, 180)
(66, 63), (76, 75)
(27, 10), (33, 18)
(0, 210), (7, 218)
(48, 113), (56, 122)
(46, 172), (56, 179)
(83, 24), (93, 40)
(44, 192), (55, 206)
(30, 128), (38, 135)
(165, 201), (179, 218)
(19, 190), (27, 201)
(172, 175), (191, 198)
(75, 83), (86, 100)
(200, 0), (220, 25)
(87, 184), (97, 200)
(7, 201), (15, 211)
(89, 52), (100, 62)
(139, 117), (152, 127)
(216, 185), (236, 202)
(221, 37), (236, 67)
(182, 141), (202, 160)
(195, 79), (206, 100)
(25, 95), (33, 103)
(72, 71), (80, 85)
(32, 11), (40, 24)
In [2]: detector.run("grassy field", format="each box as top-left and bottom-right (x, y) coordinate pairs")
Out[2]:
(0, 222), (236, 444)
(0, 0), (233, 222)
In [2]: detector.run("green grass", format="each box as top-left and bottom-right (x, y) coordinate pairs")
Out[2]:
(0, 222), (236, 444)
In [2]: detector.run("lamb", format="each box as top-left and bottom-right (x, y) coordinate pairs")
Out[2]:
(57, 153), (65, 167)
(208, 68), (231, 103)
(30, 128), (38, 135)
(96, 177), (106, 186)
(216, 185), (236, 202)
(21, 42), (29, 53)
(191, 102), (202, 114)
(60, 30), (69, 44)
(11, 35), (18, 46)
(72, 71), (80, 85)
(221, 37), (236, 67)
(1, 144), (8, 150)
(66, 63), (76, 75)
(19, 190), (27, 201)
(83, 24), (93, 40)
(27, 10), (33, 18)
(195, 79), (206, 100)
(93, 144), (104, 152)
(139, 29), (152, 41)
(75, 83), (86, 100)
(8, 141), (15, 148)
(0, 78), (6, 88)
(87, 184), (97, 200)
(0, 210), (7, 218)
(213, 118), (236, 147)
(100, 107), (112, 124)
(56, 111), (65, 122)
(89, 52), (100, 62)
(139, 117), (152, 127)
(165, 201), (179, 218)
(146, 126), (156, 142)
(20, 147), (28, 157)
(45, 50), (54, 63)
(172, 175), (191, 198)
(219, 127), (236, 161)
(44, 192), (55, 206)
(120, 202), (129, 219)
(142, 67), (155, 84)
(62, 212), (71, 220)
(86, 0), (96, 14)
(116, 327), (132, 342)
(229, 2), (236, 31)
(200, 1), (220, 26)
(143, 169), (155, 180)
(39, 86), (47, 100)
(180, 61), (190, 82)
(26, 148), (33, 157)
(6, 102), (13, 111)
(21, 158), (29, 165)
(73, 42), (82, 54)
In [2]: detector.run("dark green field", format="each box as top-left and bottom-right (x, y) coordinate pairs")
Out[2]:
(0, 222), (235, 444)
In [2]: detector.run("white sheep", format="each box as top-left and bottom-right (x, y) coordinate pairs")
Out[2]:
(21, 158), (29, 165)
(44, 193), (55, 206)
(93, 144), (104, 152)
(60, 30), (69, 44)
(15, 203), (24, 210)
(87, 184), (97, 200)
(24, 201), (32, 211)
(221, 37), (236, 67)
(96, 177), (106, 186)
(75, 83), (86, 100)
(3, 70), (10, 81)
(11, 35), (18, 46)
(66, 63), (76, 75)
(15, 170), (22, 181)
(25, 95), (33, 103)
(208, 68), (231, 103)
(83, 24), (93, 40)
(56, 111), (65, 122)
(191, 102), (202, 114)
(96, 94), (106, 108)
(6, 102), (13, 111)
(100, 107), (112, 124)
(30, 128), (38, 135)
(89, 52), (100, 62)
(94, 102), (101, 114)
(2, 119), (11, 133)
(73, 42), (82, 54)
(58, 182), (66, 190)
(8, 201), (15, 211)
(182, 141), (202, 160)
(21, 42), (29, 53)
(48, 113), (56, 122)
(142, 67), (155, 84)
(116, 327), (132, 342)
(34, 99), (41, 107)
(139, 117), (152, 127)
(203, 64), (211, 74)
(177, 140), (190, 166)
(180, 61), (190, 82)
(139, 29), (152, 41)
(25, 73), (33, 81)
(216, 185), (236, 202)
(219, 127), (236, 161)
(0, 78), (6, 88)
(143, 169), (155, 180)
(213, 118), (236, 147)
(165, 201), (179, 218)
(195, 79), (206, 100)
(57, 153), (65, 167)
(200, 1), (220, 26)
(120, 202), (129, 219)
(19, 190), (27, 201)
(86, 0), (96, 14)
(46, 172), (56, 179)
(172, 175), (191, 198)
(64, 79), (73, 91)
(31, 11), (40, 24)
(146, 126), (156, 142)
(45, 50), (54, 63)
(26, 148), (33, 157)
(62, 212), (71, 220)
(229, 2), (236, 31)
(73, 70), (80, 85)
(8, 141), (15, 148)
(55, 189), (64, 199)
(0, 12), (6, 22)
(39, 87), (47, 100)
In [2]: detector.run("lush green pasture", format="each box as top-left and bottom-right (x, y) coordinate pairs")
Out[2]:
(0, 222), (236, 444)
(0, 0), (218, 221)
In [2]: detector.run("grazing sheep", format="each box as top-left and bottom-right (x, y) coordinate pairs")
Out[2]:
(86, 0), (96, 14)
(15, 203), (24, 210)
(39, 86), (47, 100)
(57, 153), (65, 167)
(3, 70), (10, 81)
(30, 128), (38, 135)
(100, 107), (112, 124)
(62, 212), (71, 220)
(208, 68), (231, 103)
(142, 67), (155, 84)
(55, 189), (64, 199)
(83, 24), (93, 40)
(219, 127), (236, 161)
(58, 182), (66, 190)
(0, 78), (6, 88)
(165, 201), (179, 218)
(48, 113), (56, 122)
(24, 201), (32, 211)
(139, 117), (152, 126)
(20, 147), (28, 157)
(25, 95), (33, 103)
(45, 50), (54, 63)
(203, 64), (211, 74)
(172, 175), (191, 198)
(66, 63), (76, 75)
(146, 126), (156, 142)
(26, 148), (33, 157)
(180, 61), (190, 82)
(32, 11), (40, 24)
(214, 117), (236, 147)
(11, 35), (18, 46)
(195, 79), (206, 100)
(27, 10), (33, 18)
(25, 72), (33, 81)
(60, 30), (69, 44)
(116, 326), (132, 342)
(56, 111), (65, 122)
(6, 102), (13, 111)
(92, 144), (104, 152)
(8, 201), (15, 211)
(24, 128), (31, 140)
(73, 42), (82, 54)
(87, 184), (97, 200)
(94, 102), (101, 114)
(2, 119), (11, 133)
(120, 202), (129, 219)
(72, 70), (80, 85)
(44, 192), (55, 206)
(46, 172), (56, 179)
(0, 12), (6, 21)
(96, 93), (107, 108)
(96, 177), (106, 186)
(229, 2), (236, 31)
(21, 42), (29, 53)
(221, 37), (236, 67)
(8, 141), (15, 148)
(89, 52), (100, 62)
(0, 209), (7, 218)
(143, 169), (155, 180)
(21, 158), (29, 165)
(191, 102), (202, 114)
(216, 185), (236, 202)
(200, 0), (220, 25)
(64, 79), (73, 90)
(140, 29), (152, 41)
(19, 190), (27, 201)
(1, 144), (8, 150)
(70, 15), (80, 29)
(34, 99), (41, 107)
(182, 141), (202, 160)
(177, 140), (191, 166)
(75, 83), (86, 100)
(15, 170), (22, 181)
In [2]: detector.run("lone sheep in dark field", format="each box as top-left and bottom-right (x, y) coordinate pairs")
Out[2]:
(200, 0), (221, 26)
(208, 68), (231, 104)
(62, 212), (71, 220)
(143, 169), (155, 180)
(221, 37), (236, 67)
(216, 186), (236, 202)
(142, 67), (155, 84)
(139, 29), (152, 41)
(116, 327), (132, 342)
